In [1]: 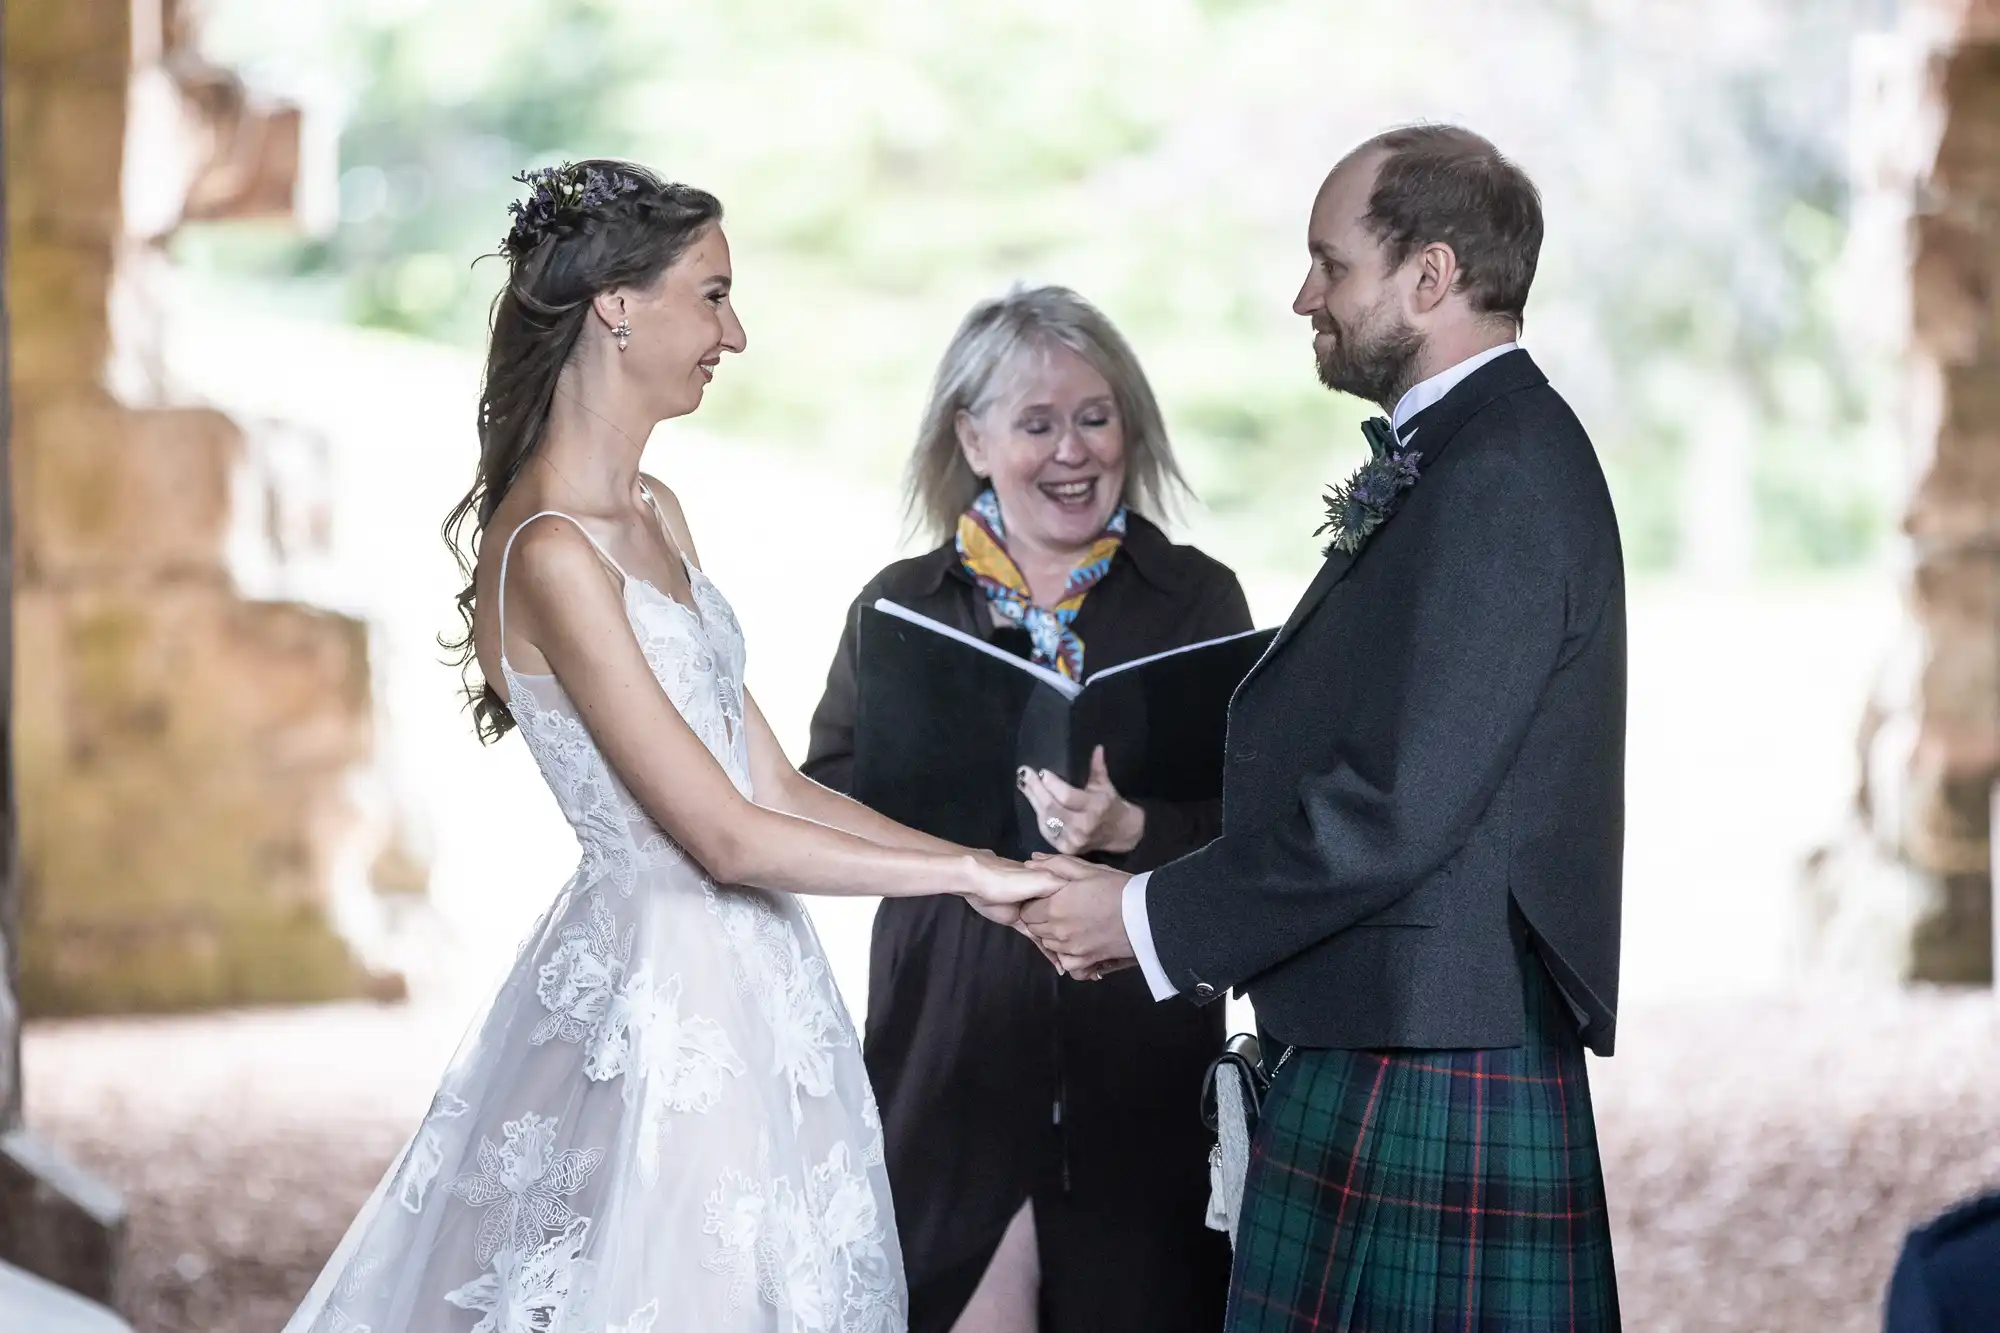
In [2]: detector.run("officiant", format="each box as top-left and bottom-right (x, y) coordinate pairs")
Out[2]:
(804, 285), (1247, 1333)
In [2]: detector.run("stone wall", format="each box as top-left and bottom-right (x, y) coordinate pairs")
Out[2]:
(5, 0), (401, 1014)
(0, 0), (19, 1137)
(1806, 0), (1999, 984)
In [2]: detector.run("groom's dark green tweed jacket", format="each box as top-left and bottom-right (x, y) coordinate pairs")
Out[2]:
(1148, 348), (1626, 1055)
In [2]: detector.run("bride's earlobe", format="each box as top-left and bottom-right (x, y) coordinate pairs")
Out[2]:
(591, 289), (631, 351)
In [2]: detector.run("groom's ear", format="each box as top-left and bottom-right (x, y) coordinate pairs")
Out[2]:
(1411, 240), (1460, 316)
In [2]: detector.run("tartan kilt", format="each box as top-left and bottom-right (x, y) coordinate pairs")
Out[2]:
(1225, 951), (1619, 1333)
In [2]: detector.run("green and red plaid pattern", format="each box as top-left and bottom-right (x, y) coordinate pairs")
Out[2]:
(1226, 953), (1619, 1332)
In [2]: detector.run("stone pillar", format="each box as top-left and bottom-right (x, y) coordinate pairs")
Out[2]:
(0, 10), (131, 1325)
(6, 0), (406, 1017)
(1805, 0), (1999, 985)
(0, 0), (20, 1138)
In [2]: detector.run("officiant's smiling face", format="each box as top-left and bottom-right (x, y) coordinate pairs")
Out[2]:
(956, 344), (1128, 558)
(1294, 151), (1425, 410)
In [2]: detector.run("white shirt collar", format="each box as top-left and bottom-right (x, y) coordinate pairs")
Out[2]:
(1390, 341), (1520, 442)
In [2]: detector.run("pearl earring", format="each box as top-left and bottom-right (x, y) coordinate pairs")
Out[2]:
(613, 317), (631, 351)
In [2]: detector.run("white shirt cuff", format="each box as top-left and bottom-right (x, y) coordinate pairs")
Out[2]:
(1121, 871), (1179, 1001)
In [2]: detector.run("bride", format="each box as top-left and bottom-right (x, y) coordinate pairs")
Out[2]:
(284, 161), (1063, 1333)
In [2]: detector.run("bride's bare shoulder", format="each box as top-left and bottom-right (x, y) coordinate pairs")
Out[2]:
(480, 504), (617, 607)
(471, 502), (623, 679)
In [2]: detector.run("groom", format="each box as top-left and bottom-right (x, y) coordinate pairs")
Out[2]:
(1021, 125), (1625, 1329)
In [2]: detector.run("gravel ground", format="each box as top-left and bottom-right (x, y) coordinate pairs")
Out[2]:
(22, 989), (2000, 1333)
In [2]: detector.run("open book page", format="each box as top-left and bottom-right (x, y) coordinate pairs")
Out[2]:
(1084, 626), (1276, 685)
(872, 598), (1080, 699)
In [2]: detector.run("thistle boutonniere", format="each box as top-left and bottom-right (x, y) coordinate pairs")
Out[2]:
(1315, 416), (1423, 556)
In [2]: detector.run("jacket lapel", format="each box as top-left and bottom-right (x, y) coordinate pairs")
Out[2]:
(1237, 545), (1353, 693)
(1236, 349), (1548, 696)
(1393, 347), (1544, 473)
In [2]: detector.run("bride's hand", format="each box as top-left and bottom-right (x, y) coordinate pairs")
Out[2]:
(958, 853), (1064, 926)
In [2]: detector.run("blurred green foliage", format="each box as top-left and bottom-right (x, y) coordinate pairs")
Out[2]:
(186, 0), (1897, 578)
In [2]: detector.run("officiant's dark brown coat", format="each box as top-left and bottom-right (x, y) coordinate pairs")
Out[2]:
(805, 512), (1249, 1333)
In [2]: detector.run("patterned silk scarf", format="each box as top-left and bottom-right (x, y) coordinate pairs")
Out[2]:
(956, 487), (1127, 680)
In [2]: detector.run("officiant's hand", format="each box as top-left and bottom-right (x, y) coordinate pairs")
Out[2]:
(1018, 747), (1146, 857)
(1018, 857), (1137, 978)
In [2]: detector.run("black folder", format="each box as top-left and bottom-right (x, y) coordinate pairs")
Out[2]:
(851, 599), (1275, 855)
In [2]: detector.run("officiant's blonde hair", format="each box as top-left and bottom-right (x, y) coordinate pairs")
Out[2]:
(907, 284), (1189, 543)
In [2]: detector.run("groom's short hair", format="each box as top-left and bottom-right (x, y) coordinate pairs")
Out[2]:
(1351, 125), (1543, 328)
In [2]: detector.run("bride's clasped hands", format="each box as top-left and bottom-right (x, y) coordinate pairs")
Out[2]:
(957, 850), (1068, 928)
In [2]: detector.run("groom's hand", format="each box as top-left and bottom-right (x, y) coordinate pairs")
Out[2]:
(1018, 858), (1136, 977)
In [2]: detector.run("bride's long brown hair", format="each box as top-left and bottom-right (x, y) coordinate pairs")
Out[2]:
(441, 160), (723, 742)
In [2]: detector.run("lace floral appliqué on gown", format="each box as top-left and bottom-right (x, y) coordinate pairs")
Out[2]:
(283, 508), (904, 1333)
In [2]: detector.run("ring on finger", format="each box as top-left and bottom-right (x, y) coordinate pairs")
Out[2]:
(1045, 816), (1064, 836)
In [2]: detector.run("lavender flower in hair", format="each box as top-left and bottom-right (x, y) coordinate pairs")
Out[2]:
(503, 162), (642, 256)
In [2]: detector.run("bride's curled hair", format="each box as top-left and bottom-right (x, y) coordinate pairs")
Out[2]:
(442, 160), (722, 741)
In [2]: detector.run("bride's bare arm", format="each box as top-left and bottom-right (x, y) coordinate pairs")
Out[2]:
(507, 519), (1054, 907)
(742, 693), (967, 856)
(639, 476), (961, 858)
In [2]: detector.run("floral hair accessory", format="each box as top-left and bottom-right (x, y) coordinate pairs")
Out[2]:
(503, 162), (641, 257)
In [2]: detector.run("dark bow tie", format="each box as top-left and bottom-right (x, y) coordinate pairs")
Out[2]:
(1360, 416), (1400, 458)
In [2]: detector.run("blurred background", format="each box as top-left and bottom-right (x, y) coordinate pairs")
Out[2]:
(2, 0), (1996, 1330)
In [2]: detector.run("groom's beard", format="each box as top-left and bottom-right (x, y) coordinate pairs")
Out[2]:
(1314, 305), (1424, 411)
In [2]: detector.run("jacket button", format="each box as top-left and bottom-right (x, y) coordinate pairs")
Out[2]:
(1193, 982), (1216, 1000)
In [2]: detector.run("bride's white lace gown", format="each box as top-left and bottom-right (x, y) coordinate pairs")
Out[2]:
(285, 509), (905, 1333)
